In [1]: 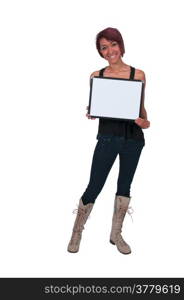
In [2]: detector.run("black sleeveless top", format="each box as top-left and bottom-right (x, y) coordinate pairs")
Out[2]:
(97, 66), (144, 141)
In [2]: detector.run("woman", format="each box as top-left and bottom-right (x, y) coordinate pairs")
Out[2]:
(67, 27), (150, 254)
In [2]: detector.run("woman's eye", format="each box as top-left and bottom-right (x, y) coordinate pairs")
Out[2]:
(101, 47), (106, 50)
(112, 42), (117, 46)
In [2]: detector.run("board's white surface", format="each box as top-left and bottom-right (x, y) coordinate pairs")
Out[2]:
(90, 77), (143, 120)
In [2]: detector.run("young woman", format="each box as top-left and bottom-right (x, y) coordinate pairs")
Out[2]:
(67, 27), (150, 254)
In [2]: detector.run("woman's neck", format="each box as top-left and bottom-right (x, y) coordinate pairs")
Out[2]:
(107, 59), (129, 72)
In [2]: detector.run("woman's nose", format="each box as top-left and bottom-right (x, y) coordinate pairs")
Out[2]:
(107, 47), (113, 55)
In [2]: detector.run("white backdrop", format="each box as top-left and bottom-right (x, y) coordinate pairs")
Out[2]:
(0, 0), (184, 277)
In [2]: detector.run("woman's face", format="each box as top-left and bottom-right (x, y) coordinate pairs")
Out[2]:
(99, 38), (122, 63)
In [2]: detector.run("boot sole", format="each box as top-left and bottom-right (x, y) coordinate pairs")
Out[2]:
(67, 248), (79, 253)
(110, 240), (115, 245)
(110, 240), (131, 254)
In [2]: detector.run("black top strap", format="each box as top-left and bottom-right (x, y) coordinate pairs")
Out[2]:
(99, 67), (106, 77)
(129, 66), (135, 80)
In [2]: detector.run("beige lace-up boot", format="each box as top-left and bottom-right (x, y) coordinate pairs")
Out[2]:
(110, 195), (132, 254)
(67, 199), (94, 253)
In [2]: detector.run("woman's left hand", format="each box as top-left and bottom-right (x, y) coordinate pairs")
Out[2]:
(134, 118), (150, 129)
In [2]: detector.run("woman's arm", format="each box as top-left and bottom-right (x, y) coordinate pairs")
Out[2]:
(134, 69), (150, 129)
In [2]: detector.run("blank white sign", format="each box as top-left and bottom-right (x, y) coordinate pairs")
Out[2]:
(89, 77), (144, 120)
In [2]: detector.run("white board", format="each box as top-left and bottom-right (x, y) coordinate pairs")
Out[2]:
(88, 76), (144, 120)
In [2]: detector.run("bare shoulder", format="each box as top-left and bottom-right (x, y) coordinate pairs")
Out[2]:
(90, 70), (100, 79)
(134, 68), (146, 81)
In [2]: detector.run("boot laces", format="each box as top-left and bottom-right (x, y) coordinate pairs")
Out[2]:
(116, 206), (134, 232)
(118, 206), (134, 222)
(72, 205), (91, 219)
(72, 205), (92, 233)
(127, 206), (134, 222)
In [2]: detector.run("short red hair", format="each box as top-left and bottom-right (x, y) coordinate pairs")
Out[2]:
(96, 27), (125, 58)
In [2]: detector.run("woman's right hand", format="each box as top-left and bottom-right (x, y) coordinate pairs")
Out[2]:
(86, 106), (96, 120)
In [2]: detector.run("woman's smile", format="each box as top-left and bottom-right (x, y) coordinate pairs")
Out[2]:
(107, 53), (119, 61)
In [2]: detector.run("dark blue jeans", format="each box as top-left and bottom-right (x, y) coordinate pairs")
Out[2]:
(81, 134), (145, 204)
